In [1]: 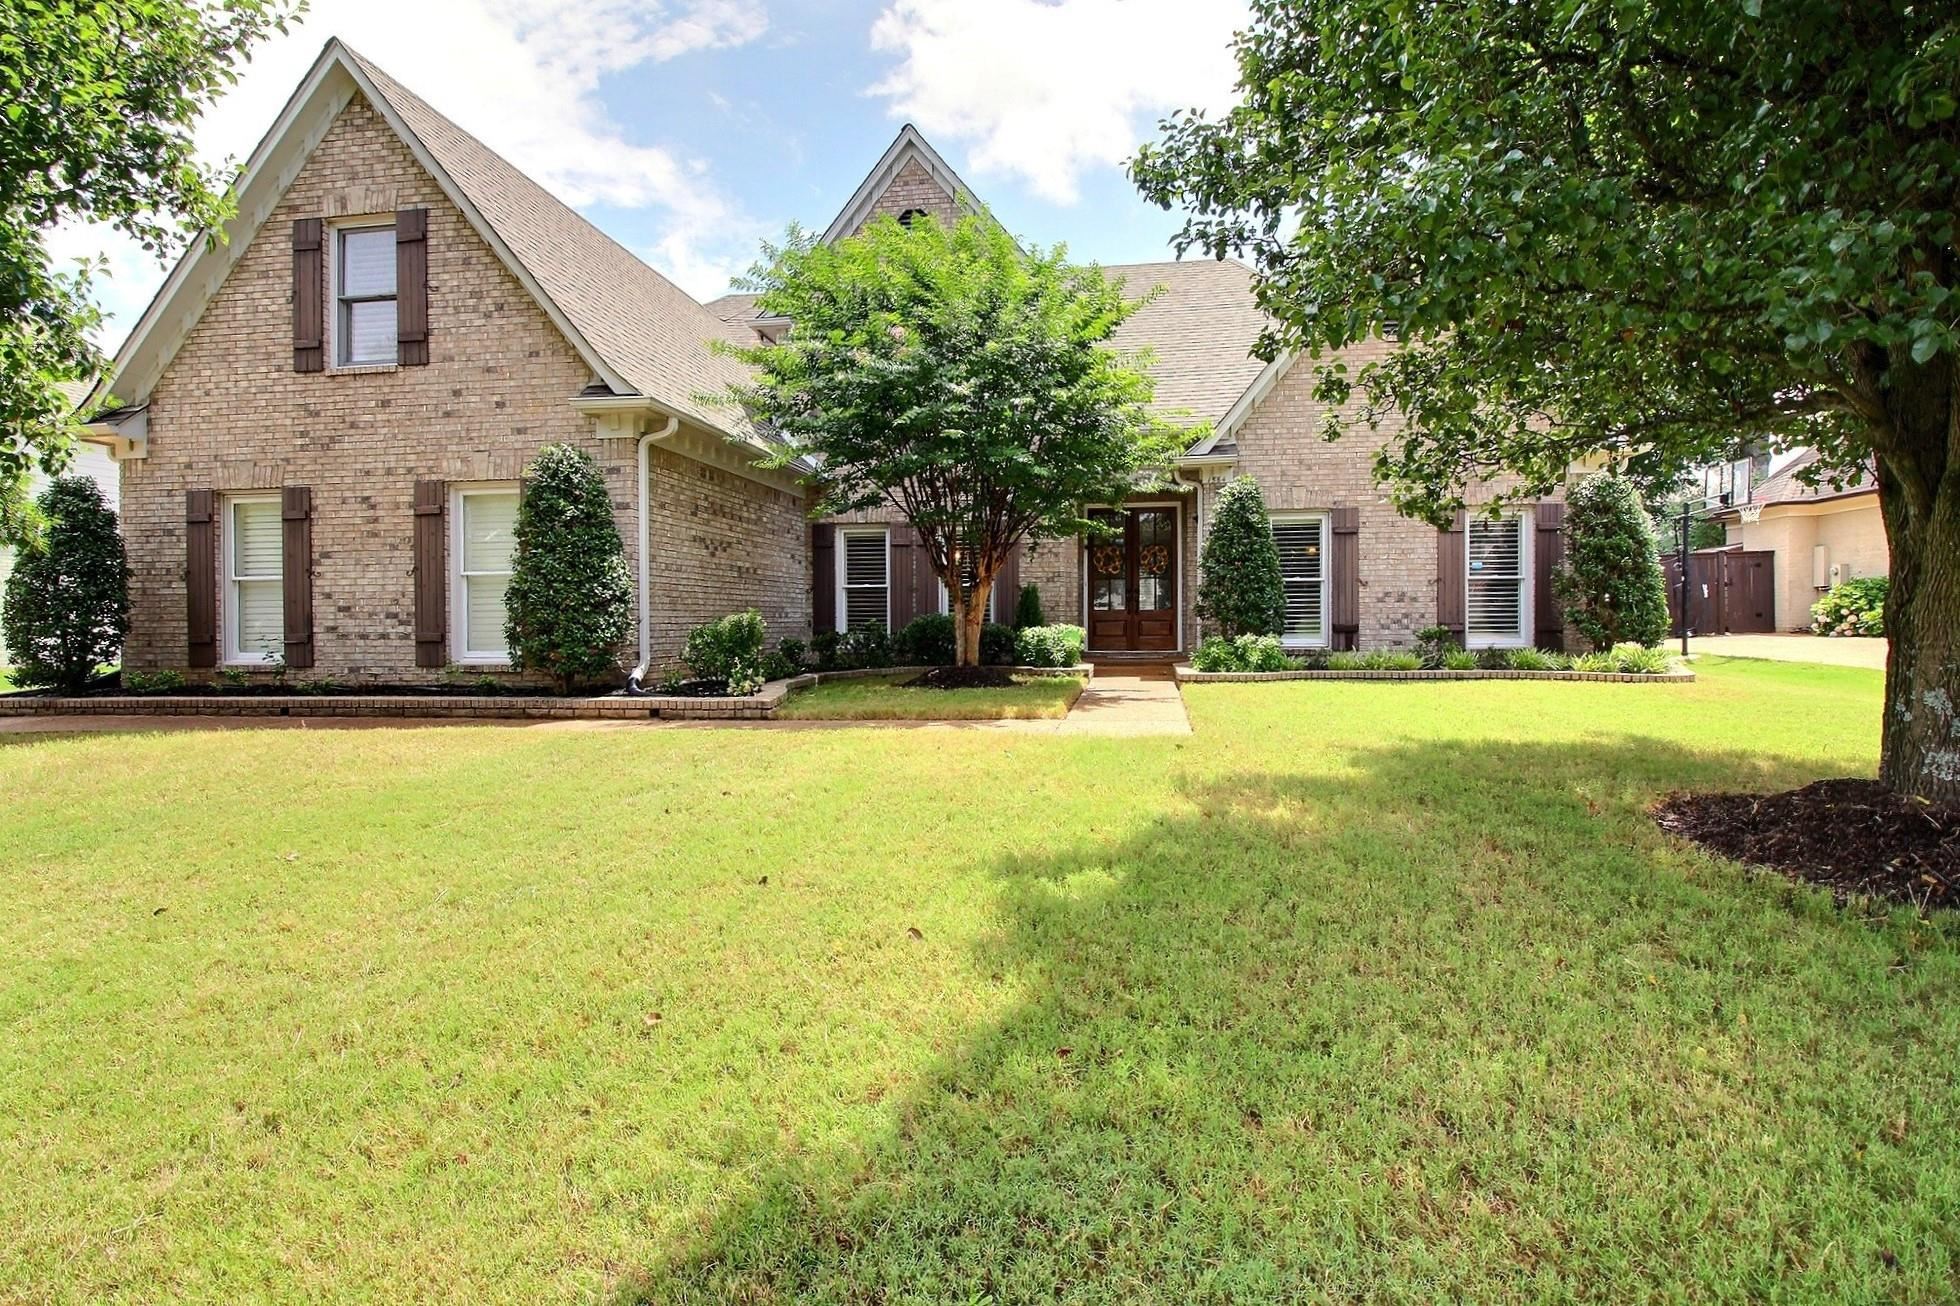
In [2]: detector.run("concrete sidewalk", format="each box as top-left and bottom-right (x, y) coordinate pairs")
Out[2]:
(1689, 634), (1886, 670)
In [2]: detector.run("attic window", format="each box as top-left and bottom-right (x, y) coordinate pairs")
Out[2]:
(334, 225), (397, 366)
(896, 207), (928, 228)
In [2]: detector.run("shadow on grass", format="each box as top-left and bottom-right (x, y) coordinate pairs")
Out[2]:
(624, 737), (1956, 1302)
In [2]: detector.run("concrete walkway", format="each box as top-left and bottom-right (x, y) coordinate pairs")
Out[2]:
(1689, 633), (1886, 670)
(1052, 669), (1190, 736)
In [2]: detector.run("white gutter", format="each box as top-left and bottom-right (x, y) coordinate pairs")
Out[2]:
(629, 414), (680, 689)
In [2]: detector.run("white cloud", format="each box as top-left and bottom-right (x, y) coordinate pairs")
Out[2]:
(868, 0), (1248, 205)
(65, 0), (769, 342)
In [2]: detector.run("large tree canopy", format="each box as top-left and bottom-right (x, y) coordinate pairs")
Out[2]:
(726, 214), (1184, 665)
(1134, 0), (1960, 801)
(0, 0), (299, 540)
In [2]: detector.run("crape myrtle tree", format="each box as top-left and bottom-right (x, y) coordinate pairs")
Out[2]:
(0, 0), (300, 542)
(1134, 0), (1960, 802)
(726, 213), (1186, 666)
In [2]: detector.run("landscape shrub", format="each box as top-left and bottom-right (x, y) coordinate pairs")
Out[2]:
(1474, 649), (1513, 670)
(0, 475), (130, 693)
(1327, 650), (1367, 671)
(682, 609), (768, 694)
(1195, 476), (1286, 638)
(1297, 647), (1332, 670)
(1507, 648), (1568, 671)
(1610, 643), (1673, 674)
(1554, 473), (1671, 650)
(759, 638), (804, 684)
(1811, 576), (1887, 637)
(1191, 634), (1298, 673)
(896, 613), (956, 665)
(1363, 650), (1423, 670)
(809, 630), (842, 670)
(1413, 624), (1461, 670)
(121, 668), (185, 694)
(1571, 650), (1618, 672)
(839, 621), (892, 669)
(1441, 649), (1478, 670)
(981, 621), (1018, 666)
(1014, 624), (1087, 668)
(1013, 583), (1045, 630)
(503, 444), (632, 692)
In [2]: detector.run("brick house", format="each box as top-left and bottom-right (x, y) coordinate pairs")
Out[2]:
(82, 41), (1566, 684)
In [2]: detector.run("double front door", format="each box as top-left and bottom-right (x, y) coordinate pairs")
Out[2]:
(1087, 507), (1178, 651)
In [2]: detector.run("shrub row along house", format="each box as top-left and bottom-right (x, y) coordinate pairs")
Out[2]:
(79, 41), (1569, 684)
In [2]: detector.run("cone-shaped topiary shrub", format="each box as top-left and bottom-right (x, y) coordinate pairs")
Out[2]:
(1013, 582), (1045, 630)
(503, 443), (632, 692)
(1554, 473), (1671, 651)
(2, 475), (130, 692)
(1196, 475), (1286, 638)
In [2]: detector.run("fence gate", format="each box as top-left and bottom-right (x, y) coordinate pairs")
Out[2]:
(1663, 550), (1776, 635)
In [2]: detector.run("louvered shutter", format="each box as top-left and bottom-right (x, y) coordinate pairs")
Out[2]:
(1436, 510), (1466, 645)
(888, 525), (923, 630)
(993, 543), (1020, 625)
(1466, 515), (1527, 645)
(1271, 517), (1327, 645)
(186, 490), (217, 667)
(293, 219), (324, 373)
(413, 480), (447, 667)
(281, 487), (315, 669)
(1330, 506), (1360, 650)
(395, 208), (430, 366)
(811, 525), (835, 633)
(1533, 501), (1566, 650)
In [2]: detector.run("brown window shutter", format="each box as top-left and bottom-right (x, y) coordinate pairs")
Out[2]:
(1533, 500), (1567, 651)
(293, 218), (324, 373)
(1436, 509), (1467, 645)
(811, 524), (835, 634)
(1330, 506), (1360, 650)
(887, 525), (920, 631)
(281, 487), (315, 669)
(993, 541), (1021, 625)
(413, 480), (448, 668)
(186, 489), (217, 667)
(395, 208), (429, 366)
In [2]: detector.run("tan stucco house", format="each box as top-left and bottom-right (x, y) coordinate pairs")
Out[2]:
(81, 40), (1569, 684)
(1711, 450), (1888, 631)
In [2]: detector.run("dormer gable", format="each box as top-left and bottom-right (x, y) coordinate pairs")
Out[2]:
(818, 125), (984, 243)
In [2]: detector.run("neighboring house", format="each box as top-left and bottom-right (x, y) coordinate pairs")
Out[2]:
(1709, 449), (1887, 631)
(0, 383), (119, 667)
(82, 40), (1569, 684)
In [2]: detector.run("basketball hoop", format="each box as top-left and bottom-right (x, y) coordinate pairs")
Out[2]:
(1738, 503), (1763, 525)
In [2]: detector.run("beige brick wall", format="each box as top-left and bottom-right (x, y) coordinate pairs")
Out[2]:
(857, 157), (963, 231)
(123, 93), (805, 683)
(1738, 497), (1889, 630)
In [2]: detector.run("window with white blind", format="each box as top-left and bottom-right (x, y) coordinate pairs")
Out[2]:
(334, 225), (397, 366)
(1270, 513), (1329, 647)
(452, 486), (519, 661)
(226, 496), (283, 664)
(837, 528), (890, 631)
(1466, 514), (1530, 647)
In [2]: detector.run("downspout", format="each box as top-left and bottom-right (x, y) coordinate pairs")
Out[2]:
(626, 414), (680, 692)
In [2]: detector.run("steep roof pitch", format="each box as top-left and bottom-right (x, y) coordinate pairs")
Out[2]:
(1103, 260), (1269, 426)
(819, 125), (984, 245)
(94, 40), (758, 446)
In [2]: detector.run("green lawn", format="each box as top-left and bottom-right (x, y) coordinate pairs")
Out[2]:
(775, 671), (1085, 720)
(3, 658), (1955, 1303)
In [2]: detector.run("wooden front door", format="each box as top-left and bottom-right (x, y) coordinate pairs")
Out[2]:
(1086, 507), (1179, 651)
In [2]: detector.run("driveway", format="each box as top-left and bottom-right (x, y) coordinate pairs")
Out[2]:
(1688, 633), (1886, 670)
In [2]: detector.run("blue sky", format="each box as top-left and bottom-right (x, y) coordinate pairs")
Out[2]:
(61, 0), (1253, 343)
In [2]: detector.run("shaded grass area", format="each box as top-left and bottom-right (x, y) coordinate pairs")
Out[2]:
(774, 671), (1084, 720)
(3, 658), (1956, 1302)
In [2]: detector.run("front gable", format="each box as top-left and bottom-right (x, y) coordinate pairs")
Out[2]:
(819, 125), (981, 243)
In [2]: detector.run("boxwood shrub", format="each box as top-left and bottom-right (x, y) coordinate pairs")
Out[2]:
(1014, 624), (1087, 668)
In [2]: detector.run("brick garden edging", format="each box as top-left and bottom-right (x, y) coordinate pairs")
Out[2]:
(0, 665), (1096, 723)
(1174, 666), (1693, 684)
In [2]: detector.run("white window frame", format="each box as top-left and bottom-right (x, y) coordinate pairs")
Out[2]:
(330, 218), (398, 369)
(450, 483), (520, 664)
(1464, 512), (1533, 649)
(1269, 511), (1332, 649)
(836, 526), (891, 633)
(938, 579), (997, 622)
(223, 494), (282, 666)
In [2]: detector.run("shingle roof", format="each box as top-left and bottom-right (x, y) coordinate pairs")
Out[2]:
(1101, 259), (1268, 426)
(1744, 449), (1878, 509)
(347, 49), (758, 442)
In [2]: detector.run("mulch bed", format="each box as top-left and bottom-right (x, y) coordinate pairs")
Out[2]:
(900, 666), (1021, 690)
(1653, 778), (1960, 911)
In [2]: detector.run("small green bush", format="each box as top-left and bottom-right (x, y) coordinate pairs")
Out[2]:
(1610, 643), (1673, 674)
(1015, 624), (1087, 668)
(1191, 634), (1298, 672)
(122, 668), (186, 694)
(1412, 624), (1461, 669)
(1473, 649), (1512, 670)
(896, 613), (956, 665)
(1441, 649), (1478, 670)
(1, 475), (130, 693)
(1327, 650), (1367, 671)
(1196, 476), (1286, 638)
(1013, 584), (1045, 630)
(1507, 648), (1568, 671)
(1555, 473), (1671, 650)
(839, 621), (893, 669)
(759, 638), (804, 683)
(1570, 650), (1617, 672)
(503, 444), (632, 692)
(1297, 647), (1332, 671)
(1811, 576), (1887, 637)
(981, 622), (1017, 666)
(682, 609), (768, 694)
(1364, 650), (1423, 670)
(809, 630), (842, 670)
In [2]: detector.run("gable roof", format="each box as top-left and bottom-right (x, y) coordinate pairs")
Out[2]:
(1102, 260), (1269, 428)
(93, 39), (759, 447)
(819, 124), (984, 245)
(1718, 448), (1878, 515)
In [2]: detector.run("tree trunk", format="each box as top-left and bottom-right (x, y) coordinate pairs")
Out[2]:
(1877, 465), (1960, 805)
(954, 578), (993, 667)
(1869, 350), (1959, 805)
